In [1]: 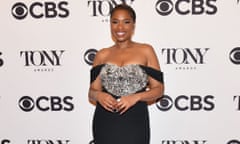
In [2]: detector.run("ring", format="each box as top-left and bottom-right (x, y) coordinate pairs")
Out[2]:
(113, 109), (118, 113)
(117, 98), (121, 102)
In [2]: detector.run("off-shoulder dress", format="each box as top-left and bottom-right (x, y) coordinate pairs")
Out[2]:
(90, 63), (164, 144)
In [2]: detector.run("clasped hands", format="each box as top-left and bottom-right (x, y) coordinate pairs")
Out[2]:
(97, 92), (139, 114)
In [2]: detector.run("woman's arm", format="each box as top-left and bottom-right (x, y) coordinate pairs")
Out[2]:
(135, 44), (164, 102)
(88, 49), (118, 112)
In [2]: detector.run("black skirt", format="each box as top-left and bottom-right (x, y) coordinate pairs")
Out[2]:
(92, 97), (150, 144)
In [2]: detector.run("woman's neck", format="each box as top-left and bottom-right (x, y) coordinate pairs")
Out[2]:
(115, 40), (134, 49)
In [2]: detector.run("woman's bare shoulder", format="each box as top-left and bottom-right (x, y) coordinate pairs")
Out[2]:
(134, 42), (160, 68)
(134, 42), (155, 52)
(97, 46), (114, 56)
(93, 47), (113, 65)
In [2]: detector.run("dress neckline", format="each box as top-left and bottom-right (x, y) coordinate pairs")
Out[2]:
(90, 63), (164, 84)
(91, 63), (161, 72)
(105, 62), (143, 68)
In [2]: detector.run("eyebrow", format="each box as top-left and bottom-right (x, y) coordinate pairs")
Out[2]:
(111, 18), (132, 21)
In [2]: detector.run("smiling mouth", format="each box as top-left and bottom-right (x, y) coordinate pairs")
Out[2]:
(116, 32), (126, 36)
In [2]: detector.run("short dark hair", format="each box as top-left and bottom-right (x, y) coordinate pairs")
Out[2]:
(110, 4), (136, 23)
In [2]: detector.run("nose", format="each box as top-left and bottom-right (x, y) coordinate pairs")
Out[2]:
(116, 22), (124, 30)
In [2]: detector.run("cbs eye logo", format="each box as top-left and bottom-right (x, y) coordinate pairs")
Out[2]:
(229, 47), (240, 65)
(84, 49), (98, 65)
(227, 139), (240, 144)
(19, 96), (35, 112)
(0, 139), (11, 144)
(155, 0), (174, 16)
(11, 2), (28, 19)
(89, 140), (95, 144)
(156, 95), (173, 111)
(11, 1), (69, 20)
(0, 52), (4, 67)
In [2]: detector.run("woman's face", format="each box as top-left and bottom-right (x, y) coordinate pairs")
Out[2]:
(110, 9), (135, 43)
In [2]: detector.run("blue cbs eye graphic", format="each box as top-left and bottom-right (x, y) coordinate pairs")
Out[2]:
(230, 47), (240, 64)
(19, 96), (35, 112)
(155, 0), (174, 16)
(12, 2), (28, 20)
(84, 49), (98, 65)
(156, 95), (173, 111)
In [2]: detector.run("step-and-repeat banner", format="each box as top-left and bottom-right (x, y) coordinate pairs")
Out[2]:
(0, 0), (240, 144)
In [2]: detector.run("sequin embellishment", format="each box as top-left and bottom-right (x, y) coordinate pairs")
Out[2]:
(100, 63), (148, 96)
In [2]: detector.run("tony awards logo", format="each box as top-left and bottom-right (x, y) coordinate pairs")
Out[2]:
(88, 0), (135, 22)
(20, 50), (65, 72)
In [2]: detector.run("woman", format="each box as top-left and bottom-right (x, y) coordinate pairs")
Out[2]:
(88, 4), (164, 144)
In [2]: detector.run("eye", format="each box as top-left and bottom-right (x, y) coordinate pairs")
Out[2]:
(111, 20), (118, 24)
(124, 20), (131, 24)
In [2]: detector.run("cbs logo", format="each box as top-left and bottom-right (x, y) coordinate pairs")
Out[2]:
(11, 1), (69, 20)
(155, 0), (217, 16)
(156, 94), (214, 111)
(19, 96), (74, 112)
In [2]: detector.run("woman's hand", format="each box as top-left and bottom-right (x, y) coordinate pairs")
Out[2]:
(116, 94), (140, 114)
(96, 91), (118, 112)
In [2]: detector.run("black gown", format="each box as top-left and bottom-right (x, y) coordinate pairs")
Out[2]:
(90, 63), (163, 144)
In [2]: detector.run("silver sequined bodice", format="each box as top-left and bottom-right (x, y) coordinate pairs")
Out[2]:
(100, 63), (148, 97)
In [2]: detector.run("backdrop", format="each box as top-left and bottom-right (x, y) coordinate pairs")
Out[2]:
(0, 0), (240, 144)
